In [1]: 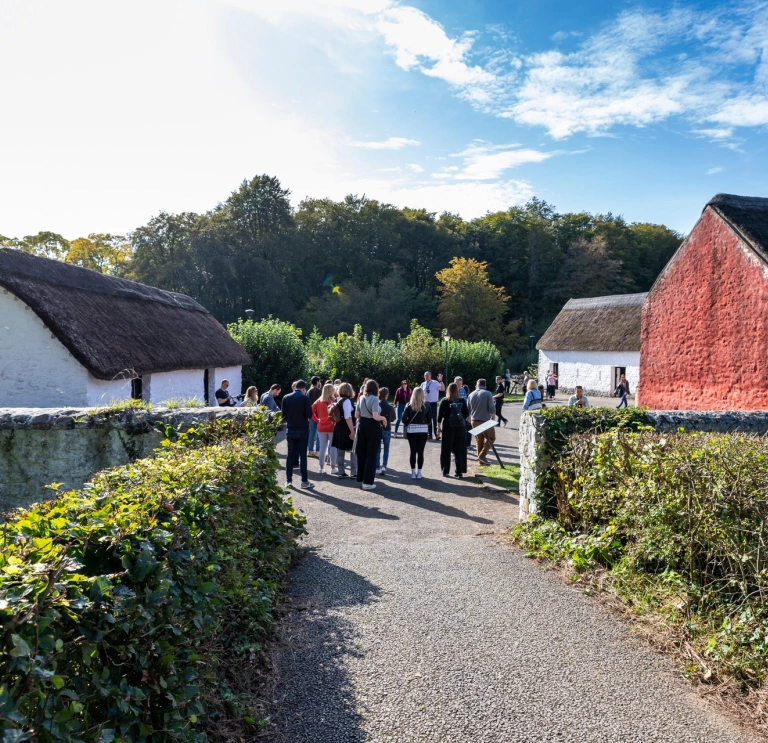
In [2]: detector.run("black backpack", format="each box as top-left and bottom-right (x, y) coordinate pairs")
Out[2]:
(448, 401), (465, 428)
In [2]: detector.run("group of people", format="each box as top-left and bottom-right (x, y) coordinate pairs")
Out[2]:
(277, 372), (509, 492)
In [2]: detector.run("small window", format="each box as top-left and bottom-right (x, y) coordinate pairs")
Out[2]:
(131, 377), (143, 400)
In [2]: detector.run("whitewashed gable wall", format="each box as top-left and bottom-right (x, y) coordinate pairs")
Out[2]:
(538, 349), (640, 396)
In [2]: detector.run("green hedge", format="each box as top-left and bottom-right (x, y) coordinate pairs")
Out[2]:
(0, 414), (305, 742)
(530, 406), (653, 515)
(515, 429), (768, 686)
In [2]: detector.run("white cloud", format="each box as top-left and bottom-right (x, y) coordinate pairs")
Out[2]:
(707, 166), (724, 175)
(694, 127), (735, 139)
(449, 142), (554, 180)
(349, 136), (420, 149)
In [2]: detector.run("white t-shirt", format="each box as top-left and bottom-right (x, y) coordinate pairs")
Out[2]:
(421, 379), (440, 403)
(341, 398), (354, 420)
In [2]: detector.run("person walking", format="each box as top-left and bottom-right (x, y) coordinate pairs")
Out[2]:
(546, 369), (558, 400)
(522, 380), (544, 412)
(468, 379), (496, 466)
(420, 371), (444, 440)
(306, 376), (322, 457)
(455, 375), (472, 447)
(312, 383), (338, 475)
(393, 380), (412, 438)
(332, 382), (357, 479)
(280, 380), (315, 490)
(355, 379), (389, 490)
(376, 387), (396, 475)
(493, 375), (508, 427)
(402, 387), (430, 479)
(437, 383), (469, 478)
(616, 374), (630, 408)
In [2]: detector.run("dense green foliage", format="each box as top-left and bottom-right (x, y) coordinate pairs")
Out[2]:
(514, 430), (768, 690)
(529, 406), (653, 515)
(229, 317), (307, 395)
(2, 175), (682, 347)
(0, 414), (305, 742)
(232, 318), (502, 392)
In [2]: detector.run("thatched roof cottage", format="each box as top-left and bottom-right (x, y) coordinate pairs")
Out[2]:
(0, 248), (250, 407)
(536, 293), (647, 397)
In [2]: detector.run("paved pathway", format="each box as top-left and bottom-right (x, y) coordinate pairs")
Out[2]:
(268, 399), (755, 743)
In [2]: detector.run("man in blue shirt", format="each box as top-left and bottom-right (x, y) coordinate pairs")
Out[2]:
(281, 380), (315, 490)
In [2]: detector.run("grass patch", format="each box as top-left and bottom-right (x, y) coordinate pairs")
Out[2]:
(478, 463), (520, 491)
(86, 398), (152, 415)
(161, 397), (207, 408)
(503, 393), (525, 403)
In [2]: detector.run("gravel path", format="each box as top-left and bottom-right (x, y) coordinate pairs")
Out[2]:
(269, 401), (755, 743)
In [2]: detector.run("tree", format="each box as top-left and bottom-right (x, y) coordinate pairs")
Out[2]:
(0, 231), (70, 259)
(228, 317), (307, 394)
(435, 257), (517, 351)
(65, 233), (131, 275)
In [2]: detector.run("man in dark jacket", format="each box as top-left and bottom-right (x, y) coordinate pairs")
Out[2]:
(281, 380), (315, 490)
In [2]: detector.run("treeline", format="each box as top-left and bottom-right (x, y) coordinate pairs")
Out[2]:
(1, 174), (682, 354)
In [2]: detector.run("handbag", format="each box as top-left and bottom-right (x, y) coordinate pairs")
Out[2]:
(406, 423), (429, 434)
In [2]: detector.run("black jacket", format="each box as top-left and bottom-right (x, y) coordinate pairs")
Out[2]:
(281, 390), (313, 432)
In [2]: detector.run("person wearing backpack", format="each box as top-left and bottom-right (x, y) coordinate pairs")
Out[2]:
(437, 382), (469, 478)
(331, 382), (357, 478)
(401, 387), (431, 479)
(521, 379), (544, 412)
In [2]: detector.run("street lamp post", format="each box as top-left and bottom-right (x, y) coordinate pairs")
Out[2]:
(244, 308), (255, 320)
(529, 335), (536, 369)
(442, 330), (451, 384)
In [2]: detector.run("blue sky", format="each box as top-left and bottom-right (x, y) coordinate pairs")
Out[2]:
(2, 0), (768, 236)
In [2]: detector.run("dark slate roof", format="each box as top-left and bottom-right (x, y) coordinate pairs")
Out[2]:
(0, 248), (250, 379)
(707, 194), (768, 263)
(536, 293), (647, 352)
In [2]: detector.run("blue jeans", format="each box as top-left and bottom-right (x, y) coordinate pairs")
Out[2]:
(308, 420), (319, 452)
(376, 429), (392, 470)
(617, 394), (628, 408)
(395, 403), (406, 433)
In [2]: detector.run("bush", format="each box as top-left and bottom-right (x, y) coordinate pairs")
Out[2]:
(229, 317), (307, 394)
(0, 413), (305, 742)
(514, 429), (768, 688)
(307, 321), (503, 392)
(530, 406), (653, 515)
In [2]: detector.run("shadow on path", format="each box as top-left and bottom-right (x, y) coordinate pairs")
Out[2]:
(268, 552), (381, 743)
(301, 489), (400, 520)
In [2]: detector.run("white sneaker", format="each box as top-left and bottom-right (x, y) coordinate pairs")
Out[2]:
(362, 483), (376, 490)
(319, 469), (325, 475)
(331, 468), (339, 475)
(376, 468), (385, 475)
(379, 467), (386, 474)
(416, 470), (423, 479)
(411, 470), (417, 479)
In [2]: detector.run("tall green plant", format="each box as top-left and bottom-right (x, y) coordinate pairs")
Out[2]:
(229, 316), (307, 393)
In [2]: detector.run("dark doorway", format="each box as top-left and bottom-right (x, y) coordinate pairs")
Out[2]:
(203, 369), (209, 405)
(131, 377), (143, 400)
(612, 366), (626, 393)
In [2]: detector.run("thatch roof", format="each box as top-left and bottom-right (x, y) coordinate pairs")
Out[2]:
(537, 293), (647, 352)
(0, 248), (250, 379)
(707, 194), (768, 264)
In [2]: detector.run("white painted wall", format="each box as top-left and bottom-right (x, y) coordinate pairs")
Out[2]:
(86, 375), (132, 407)
(211, 366), (243, 403)
(538, 349), (640, 397)
(145, 369), (205, 405)
(0, 289), (90, 406)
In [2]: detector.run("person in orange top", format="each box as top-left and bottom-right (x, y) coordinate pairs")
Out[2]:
(312, 383), (338, 475)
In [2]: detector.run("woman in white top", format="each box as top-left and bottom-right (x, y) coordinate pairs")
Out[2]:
(237, 386), (259, 406)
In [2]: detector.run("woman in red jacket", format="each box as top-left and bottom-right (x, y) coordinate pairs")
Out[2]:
(312, 383), (338, 475)
(393, 380), (412, 438)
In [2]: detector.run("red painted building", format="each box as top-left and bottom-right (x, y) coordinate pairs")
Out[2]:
(638, 194), (768, 410)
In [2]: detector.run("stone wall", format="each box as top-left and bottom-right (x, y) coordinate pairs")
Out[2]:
(0, 407), (259, 512)
(518, 409), (768, 520)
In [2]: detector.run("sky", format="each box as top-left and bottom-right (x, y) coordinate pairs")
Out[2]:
(2, 0), (768, 238)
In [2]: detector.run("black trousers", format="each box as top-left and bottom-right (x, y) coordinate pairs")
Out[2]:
(286, 430), (308, 483)
(440, 426), (467, 475)
(495, 400), (508, 424)
(355, 418), (382, 485)
(408, 434), (428, 469)
(426, 405), (437, 437)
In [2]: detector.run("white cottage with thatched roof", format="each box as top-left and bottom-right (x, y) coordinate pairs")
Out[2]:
(536, 293), (646, 397)
(0, 248), (250, 407)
